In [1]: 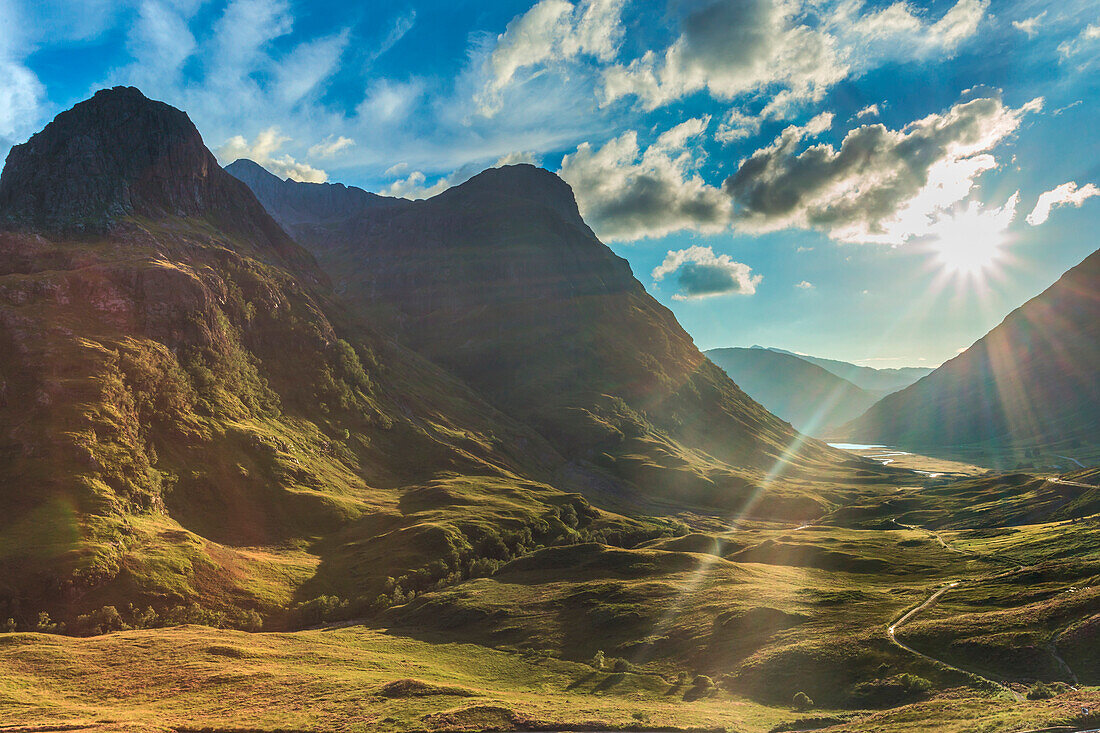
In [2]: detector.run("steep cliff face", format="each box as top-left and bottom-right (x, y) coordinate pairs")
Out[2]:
(233, 162), (843, 509)
(0, 87), (317, 278)
(845, 248), (1100, 456)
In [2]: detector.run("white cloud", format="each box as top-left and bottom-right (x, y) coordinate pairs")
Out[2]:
(357, 78), (424, 124)
(601, 0), (985, 114)
(715, 109), (760, 143)
(126, 0), (197, 83)
(795, 280), (814, 289)
(0, 0), (45, 150)
(1058, 23), (1100, 66)
(855, 104), (879, 118)
(308, 135), (355, 159)
(495, 150), (542, 166)
(1011, 12), (1046, 38)
(844, 0), (987, 59)
(724, 94), (1042, 244)
(215, 127), (328, 183)
(381, 169), (452, 199)
(273, 29), (350, 106)
(477, 0), (624, 115)
(602, 0), (848, 111)
(208, 0), (293, 82)
(0, 60), (44, 145)
(1026, 181), (1100, 226)
(367, 9), (416, 65)
(652, 245), (762, 300)
(558, 117), (733, 241)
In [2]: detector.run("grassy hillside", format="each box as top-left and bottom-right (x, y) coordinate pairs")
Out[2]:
(0, 90), (683, 629)
(706, 347), (877, 434)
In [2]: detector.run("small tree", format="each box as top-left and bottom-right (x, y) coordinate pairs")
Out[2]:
(612, 658), (633, 673)
(591, 650), (606, 670)
(793, 691), (813, 711)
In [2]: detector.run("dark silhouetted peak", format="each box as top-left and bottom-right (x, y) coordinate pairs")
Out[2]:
(226, 158), (399, 229)
(437, 164), (584, 226)
(0, 88), (272, 236)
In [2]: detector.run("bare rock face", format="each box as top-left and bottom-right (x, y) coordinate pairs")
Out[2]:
(0, 87), (317, 277)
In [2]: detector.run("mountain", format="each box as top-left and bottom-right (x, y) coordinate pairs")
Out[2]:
(0, 89), (865, 632)
(0, 88), (625, 627)
(760, 346), (933, 397)
(844, 249), (1100, 459)
(0, 88), (317, 278)
(229, 160), (847, 512)
(705, 347), (878, 435)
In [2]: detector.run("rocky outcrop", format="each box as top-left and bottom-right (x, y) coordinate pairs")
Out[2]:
(0, 87), (319, 279)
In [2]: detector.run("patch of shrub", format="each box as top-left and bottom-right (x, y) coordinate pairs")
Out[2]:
(1026, 681), (1059, 700)
(792, 691), (813, 711)
(847, 674), (932, 707)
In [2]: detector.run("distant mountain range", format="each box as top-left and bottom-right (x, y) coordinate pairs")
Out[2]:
(844, 248), (1100, 459)
(759, 347), (933, 398)
(705, 348), (880, 435)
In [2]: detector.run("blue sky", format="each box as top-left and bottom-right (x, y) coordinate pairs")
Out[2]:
(2, 0), (1098, 367)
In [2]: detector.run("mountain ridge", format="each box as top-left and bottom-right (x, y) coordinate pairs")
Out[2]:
(756, 346), (934, 396)
(230, 158), (847, 510)
(706, 347), (878, 435)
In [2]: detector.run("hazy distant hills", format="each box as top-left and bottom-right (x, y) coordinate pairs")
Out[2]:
(760, 347), (933, 398)
(706, 347), (878, 435)
(845, 248), (1100, 458)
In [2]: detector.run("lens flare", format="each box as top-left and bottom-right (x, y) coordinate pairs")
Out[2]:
(927, 193), (1018, 276)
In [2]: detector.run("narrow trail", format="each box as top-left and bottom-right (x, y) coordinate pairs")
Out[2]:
(1053, 455), (1086, 469)
(1047, 477), (1096, 490)
(882, 518), (1091, 701)
(886, 579), (1025, 702)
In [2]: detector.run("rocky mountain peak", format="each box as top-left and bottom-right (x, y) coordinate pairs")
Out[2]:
(437, 164), (585, 225)
(0, 87), (320, 277)
(0, 88), (272, 238)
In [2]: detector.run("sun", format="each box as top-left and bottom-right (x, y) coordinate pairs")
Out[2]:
(931, 226), (1003, 274)
(927, 195), (1017, 276)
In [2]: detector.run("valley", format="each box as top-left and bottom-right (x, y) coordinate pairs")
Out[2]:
(0, 87), (1097, 733)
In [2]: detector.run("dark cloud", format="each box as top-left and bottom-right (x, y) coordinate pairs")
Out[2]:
(558, 118), (732, 241)
(723, 95), (1042, 243)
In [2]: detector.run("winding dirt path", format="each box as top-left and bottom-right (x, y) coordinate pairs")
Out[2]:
(885, 580), (1025, 702)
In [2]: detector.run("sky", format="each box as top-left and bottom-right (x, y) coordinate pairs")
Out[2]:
(2, 0), (1099, 367)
